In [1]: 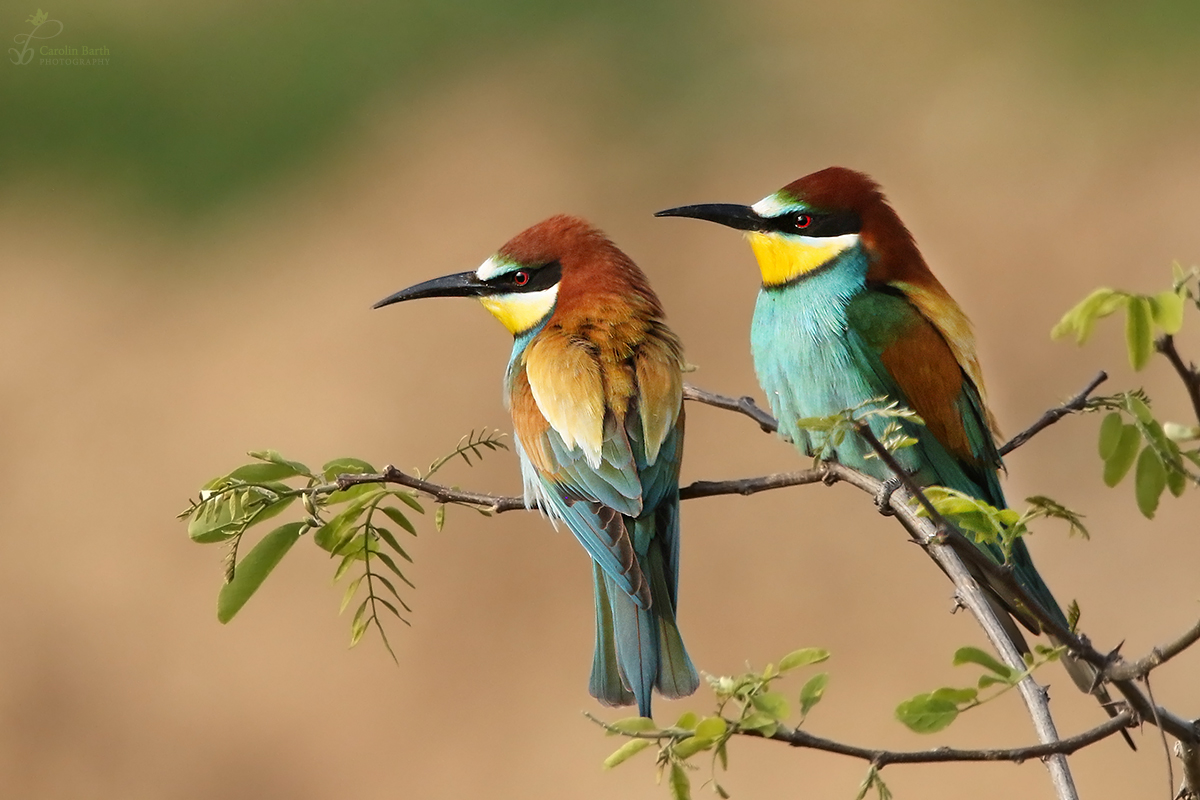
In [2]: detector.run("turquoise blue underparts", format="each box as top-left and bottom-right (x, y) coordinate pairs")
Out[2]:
(749, 246), (1068, 630)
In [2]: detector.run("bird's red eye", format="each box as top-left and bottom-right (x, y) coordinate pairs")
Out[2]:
(795, 214), (812, 229)
(513, 270), (530, 286)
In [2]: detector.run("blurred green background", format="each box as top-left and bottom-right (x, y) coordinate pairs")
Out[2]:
(2, 2), (1199, 798)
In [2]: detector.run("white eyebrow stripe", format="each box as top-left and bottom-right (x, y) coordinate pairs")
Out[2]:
(752, 195), (797, 217)
(476, 256), (512, 281)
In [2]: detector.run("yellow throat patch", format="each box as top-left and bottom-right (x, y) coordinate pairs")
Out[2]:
(478, 285), (559, 334)
(747, 231), (856, 287)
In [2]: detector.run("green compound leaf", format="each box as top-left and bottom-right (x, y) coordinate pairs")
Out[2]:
(339, 574), (365, 613)
(1149, 289), (1186, 335)
(931, 686), (978, 705)
(778, 647), (830, 672)
(1051, 287), (1125, 344)
(392, 490), (425, 513)
(1104, 424), (1142, 487)
(673, 735), (716, 760)
(374, 527), (413, 562)
(313, 492), (380, 552)
(603, 739), (651, 770)
(1023, 495), (1090, 540)
(321, 457), (377, 481)
(1167, 459), (1188, 498)
(606, 716), (657, 736)
(217, 522), (304, 623)
(1126, 394), (1155, 425)
(187, 495), (240, 543)
(694, 716), (728, 740)
(669, 763), (691, 800)
(380, 504), (417, 535)
(739, 712), (778, 737)
(799, 672), (830, 718)
(247, 449), (312, 477)
(1098, 412), (1124, 460)
(1067, 599), (1082, 633)
(1135, 446), (1167, 519)
(1125, 296), (1155, 371)
(919, 487), (1015, 546)
(227, 461), (304, 483)
(750, 691), (790, 722)
(952, 646), (1014, 680)
(895, 693), (960, 734)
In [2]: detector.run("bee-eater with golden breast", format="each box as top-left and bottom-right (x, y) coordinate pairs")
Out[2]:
(656, 167), (1130, 739)
(373, 215), (699, 718)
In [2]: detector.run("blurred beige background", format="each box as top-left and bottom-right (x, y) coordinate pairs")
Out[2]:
(2, 2), (1199, 798)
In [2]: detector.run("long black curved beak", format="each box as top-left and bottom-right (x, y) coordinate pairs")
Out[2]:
(654, 203), (766, 232)
(373, 270), (486, 309)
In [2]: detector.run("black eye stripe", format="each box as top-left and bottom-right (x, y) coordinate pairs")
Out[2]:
(766, 210), (861, 237)
(487, 259), (562, 293)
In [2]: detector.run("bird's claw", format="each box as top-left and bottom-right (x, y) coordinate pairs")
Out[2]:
(875, 476), (901, 515)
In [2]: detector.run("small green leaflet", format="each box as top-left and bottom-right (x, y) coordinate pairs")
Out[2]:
(895, 693), (960, 734)
(603, 739), (651, 770)
(799, 672), (829, 718)
(217, 522), (304, 623)
(1125, 296), (1154, 371)
(1135, 446), (1167, 518)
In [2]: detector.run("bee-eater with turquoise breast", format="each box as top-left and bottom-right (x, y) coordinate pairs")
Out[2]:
(656, 168), (1128, 737)
(373, 215), (699, 718)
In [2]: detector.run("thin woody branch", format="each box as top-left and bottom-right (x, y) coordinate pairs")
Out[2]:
(998, 370), (1108, 456)
(852, 422), (1200, 750)
(757, 707), (1136, 766)
(585, 709), (1135, 767)
(681, 469), (826, 499)
(683, 383), (778, 433)
(335, 466), (527, 512)
(684, 372), (1109, 457)
(1158, 335), (1200, 426)
(332, 465), (832, 511)
(849, 423), (1079, 799)
(1107, 617), (1200, 682)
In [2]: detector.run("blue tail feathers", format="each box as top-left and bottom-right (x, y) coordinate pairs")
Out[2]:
(588, 511), (698, 718)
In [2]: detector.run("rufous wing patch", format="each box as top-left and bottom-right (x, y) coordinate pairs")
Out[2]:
(892, 281), (1001, 439)
(524, 332), (606, 468)
(878, 315), (975, 464)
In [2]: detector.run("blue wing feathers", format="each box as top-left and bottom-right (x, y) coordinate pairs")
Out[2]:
(517, 384), (695, 717)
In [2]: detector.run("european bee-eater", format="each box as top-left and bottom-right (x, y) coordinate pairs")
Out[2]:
(373, 215), (698, 718)
(656, 168), (1128, 738)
